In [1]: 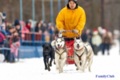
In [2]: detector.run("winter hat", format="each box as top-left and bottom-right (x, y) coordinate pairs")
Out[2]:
(14, 19), (20, 26)
(93, 29), (98, 35)
(68, 0), (77, 3)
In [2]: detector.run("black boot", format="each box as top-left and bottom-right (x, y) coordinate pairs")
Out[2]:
(9, 53), (15, 63)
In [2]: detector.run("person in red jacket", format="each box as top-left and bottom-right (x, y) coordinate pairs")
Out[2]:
(25, 20), (31, 31)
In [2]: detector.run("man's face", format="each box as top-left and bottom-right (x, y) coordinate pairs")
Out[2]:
(69, 1), (76, 9)
(16, 25), (20, 30)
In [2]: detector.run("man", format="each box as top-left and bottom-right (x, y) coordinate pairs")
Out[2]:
(56, 0), (86, 64)
(56, 0), (86, 38)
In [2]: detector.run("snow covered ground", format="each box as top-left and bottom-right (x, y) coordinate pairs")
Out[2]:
(0, 40), (120, 80)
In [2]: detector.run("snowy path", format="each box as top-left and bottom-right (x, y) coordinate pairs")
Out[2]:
(0, 40), (120, 80)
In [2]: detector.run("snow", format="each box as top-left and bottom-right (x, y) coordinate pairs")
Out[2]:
(0, 40), (120, 80)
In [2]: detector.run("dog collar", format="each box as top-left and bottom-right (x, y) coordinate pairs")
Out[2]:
(75, 47), (84, 51)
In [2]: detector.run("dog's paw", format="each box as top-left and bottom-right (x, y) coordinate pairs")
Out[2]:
(48, 68), (51, 71)
(89, 68), (91, 72)
(54, 61), (56, 65)
(78, 70), (84, 73)
(49, 64), (52, 67)
(76, 68), (79, 70)
(82, 69), (85, 72)
(80, 62), (82, 66)
(56, 67), (59, 70)
(59, 69), (63, 73)
(45, 67), (48, 70)
(79, 68), (85, 72)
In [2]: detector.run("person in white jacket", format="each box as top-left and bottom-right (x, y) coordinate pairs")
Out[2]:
(91, 30), (102, 55)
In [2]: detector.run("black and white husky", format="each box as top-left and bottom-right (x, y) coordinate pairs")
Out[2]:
(51, 33), (67, 73)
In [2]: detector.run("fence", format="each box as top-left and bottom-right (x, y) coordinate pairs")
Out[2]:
(0, 32), (47, 59)
(21, 32), (44, 46)
(0, 0), (68, 23)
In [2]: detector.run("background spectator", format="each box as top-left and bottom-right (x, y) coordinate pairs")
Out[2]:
(101, 31), (113, 55)
(91, 29), (102, 55)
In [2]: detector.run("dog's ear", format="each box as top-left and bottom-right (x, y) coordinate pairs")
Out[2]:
(79, 37), (83, 42)
(74, 37), (76, 41)
(51, 40), (55, 47)
(58, 32), (62, 38)
(61, 37), (64, 41)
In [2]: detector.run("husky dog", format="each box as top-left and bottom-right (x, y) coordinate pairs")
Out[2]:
(74, 38), (94, 72)
(42, 43), (55, 71)
(51, 35), (67, 73)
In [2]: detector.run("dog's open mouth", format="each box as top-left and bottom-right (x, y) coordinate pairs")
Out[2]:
(56, 44), (63, 49)
(77, 44), (80, 49)
(58, 45), (62, 48)
(76, 47), (84, 51)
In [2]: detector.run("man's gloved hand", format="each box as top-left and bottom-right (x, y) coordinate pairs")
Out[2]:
(72, 29), (78, 34)
(59, 30), (66, 33)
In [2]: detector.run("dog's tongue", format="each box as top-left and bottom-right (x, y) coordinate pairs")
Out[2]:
(58, 46), (62, 48)
(57, 45), (62, 48)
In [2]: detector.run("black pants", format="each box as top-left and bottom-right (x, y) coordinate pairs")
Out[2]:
(101, 43), (110, 55)
(92, 45), (99, 55)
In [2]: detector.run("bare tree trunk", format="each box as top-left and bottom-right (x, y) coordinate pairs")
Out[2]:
(101, 0), (104, 28)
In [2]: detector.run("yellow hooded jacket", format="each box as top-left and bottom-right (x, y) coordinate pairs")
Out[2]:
(56, 6), (86, 38)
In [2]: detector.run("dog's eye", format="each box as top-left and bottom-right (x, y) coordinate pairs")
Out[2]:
(75, 41), (77, 43)
(60, 40), (64, 42)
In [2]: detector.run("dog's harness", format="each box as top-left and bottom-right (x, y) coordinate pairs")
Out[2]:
(55, 49), (66, 59)
(75, 46), (88, 60)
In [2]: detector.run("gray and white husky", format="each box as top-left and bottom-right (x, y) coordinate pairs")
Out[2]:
(74, 38), (94, 72)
